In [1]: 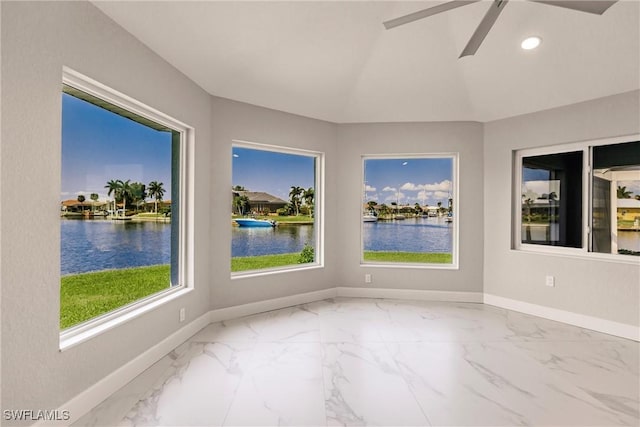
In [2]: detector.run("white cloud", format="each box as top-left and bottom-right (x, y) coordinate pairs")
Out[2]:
(364, 184), (376, 192)
(365, 193), (379, 202)
(433, 191), (449, 199)
(382, 186), (397, 192)
(400, 182), (420, 191)
(399, 180), (452, 192)
(523, 180), (560, 200)
(385, 192), (405, 202)
(422, 180), (452, 191)
(417, 190), (432, 201)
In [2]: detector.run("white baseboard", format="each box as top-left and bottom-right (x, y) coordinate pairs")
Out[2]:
(40, 311), (211, 427)
(336, 286), (483, 303)
(484, 293), (640, 342)
(209, 288), (337, 322)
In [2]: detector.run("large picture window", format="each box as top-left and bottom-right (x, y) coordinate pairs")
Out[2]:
(361, 155), (458, 267)
(60, 69), (190, 334)
(231, 142), (322, 274)
(515, 137), (640, 259)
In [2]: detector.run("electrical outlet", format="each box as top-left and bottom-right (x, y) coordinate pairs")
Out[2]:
(179, 307), (186, 322)
(545, 276), (555, 287)
(365, 274), (372, 284)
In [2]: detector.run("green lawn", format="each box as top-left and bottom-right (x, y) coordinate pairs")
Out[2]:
(231, 253), (307, 272)
(60, 264), (170, 329)
(363, 251), (452, 264)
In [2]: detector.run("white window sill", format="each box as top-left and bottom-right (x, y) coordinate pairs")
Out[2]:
(513, 246), (640, 265)
(231, 263), (324, 280)
(60, 286), (192, 351)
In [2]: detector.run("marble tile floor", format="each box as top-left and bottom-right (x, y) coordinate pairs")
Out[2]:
(74, 298), (639, 426)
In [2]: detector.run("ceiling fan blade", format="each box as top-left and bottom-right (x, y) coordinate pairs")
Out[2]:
(383, 0), (481, 30)
(529, 0), (617, 15)
(460, 0), (509, 58)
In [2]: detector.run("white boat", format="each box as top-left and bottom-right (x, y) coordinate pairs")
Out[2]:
(363, 213), (378, 222)
(235, 218), (277, 228)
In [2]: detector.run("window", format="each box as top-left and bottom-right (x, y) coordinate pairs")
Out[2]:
(361, 155), (458, 267)
(231, 142), (322, 275)
(60, 69), (192, 335)
(515, 137), (640, 259)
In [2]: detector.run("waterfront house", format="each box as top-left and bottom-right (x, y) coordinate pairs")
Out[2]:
(232, 190), (288, 214)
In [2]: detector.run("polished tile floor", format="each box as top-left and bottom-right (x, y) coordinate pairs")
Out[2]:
(75, 298), (639, 426)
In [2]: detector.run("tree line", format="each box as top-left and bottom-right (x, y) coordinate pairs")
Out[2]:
(83, 179), (167, 214)
(232, 185), (314, 217)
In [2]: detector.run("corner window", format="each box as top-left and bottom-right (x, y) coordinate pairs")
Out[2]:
(231, 142), (323, 275)
(361, 155), (458, 267)
(515, 137), (640, 259)
(60, 69), (192, 335)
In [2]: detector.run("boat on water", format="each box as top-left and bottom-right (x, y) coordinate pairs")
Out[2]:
(445, 213), (453, 223)
(363, 209), (378, 222)
(235, 218), (277, 228)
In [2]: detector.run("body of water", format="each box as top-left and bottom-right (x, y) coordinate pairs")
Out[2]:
(231, 224), (315, 257)
(62, 217), (639, 275)
(61, 219), (171, 275)
(364, 217), (453, 253)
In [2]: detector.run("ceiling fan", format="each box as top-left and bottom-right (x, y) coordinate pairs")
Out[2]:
(383, 0), (618, 58)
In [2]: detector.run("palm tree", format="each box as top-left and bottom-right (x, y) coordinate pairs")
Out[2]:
(289, 186), (303, 216)
(617, 186), (633, 199)
(77, 194), (85, 203)
(147, 181), (166, 214)
(90, 193), (99, 212)
(233, 194), (250, 216)
(303, 187), (314, 217)
(111, 179), (133, 217)
(414, 202), (422, 215)
(105, 179), (120, 213)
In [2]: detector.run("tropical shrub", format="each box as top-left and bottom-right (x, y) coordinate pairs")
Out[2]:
(298, 244), (314, 264)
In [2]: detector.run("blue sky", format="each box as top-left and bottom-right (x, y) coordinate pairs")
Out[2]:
(232, 147), (315, 201)
(61, 93), (172, 201)
(364, 157), (453, 206)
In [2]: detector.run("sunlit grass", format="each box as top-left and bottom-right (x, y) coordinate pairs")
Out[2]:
(363, 251), (452, 264)
(231, 252), (314, 272)
(60, 264), (170, 329)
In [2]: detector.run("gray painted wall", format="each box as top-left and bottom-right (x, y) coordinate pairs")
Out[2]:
(484, 91), (640, 326)
(0, 1), (213, 417)
(336, 123), (484, 292)
(209, 96), (339, 309)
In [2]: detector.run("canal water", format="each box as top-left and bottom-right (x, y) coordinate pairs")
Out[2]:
(364, 217), (452, 253)
(61, 218), (640, 275)
(61, 219), (171, 275)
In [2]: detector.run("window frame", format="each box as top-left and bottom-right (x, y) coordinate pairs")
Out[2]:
(230, 140), (325, 279)
(513, 134), (640, 264)
(59, 67), (195, 350)
(360, 153), (460, 270)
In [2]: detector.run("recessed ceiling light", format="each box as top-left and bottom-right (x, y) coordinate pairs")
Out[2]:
(521, 36), (542, 50)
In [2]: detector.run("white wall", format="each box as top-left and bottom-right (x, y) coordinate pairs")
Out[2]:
(484, 90), (640, 327)
(209, 96), (339, 309)
(336, 122), (484, 292)
(0, 1), (212, 417)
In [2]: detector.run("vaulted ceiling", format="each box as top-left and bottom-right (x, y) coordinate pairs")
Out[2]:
(93, 1), (639, 123)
